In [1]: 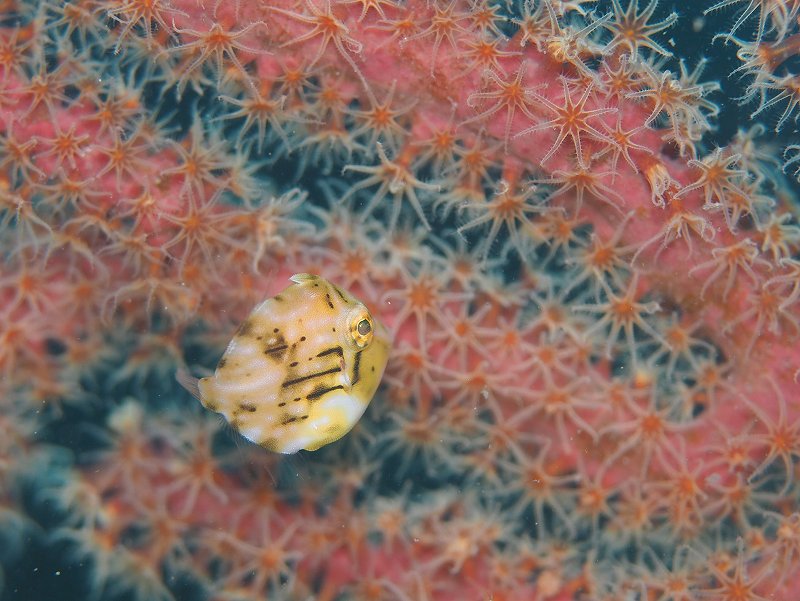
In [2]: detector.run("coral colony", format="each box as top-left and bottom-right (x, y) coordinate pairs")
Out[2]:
(2, 0), (800, 599)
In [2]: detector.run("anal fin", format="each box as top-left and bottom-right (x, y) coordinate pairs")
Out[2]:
(176, 368), (202, 401)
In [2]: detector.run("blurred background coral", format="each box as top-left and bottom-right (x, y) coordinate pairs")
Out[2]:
(1, 0), (800, 599)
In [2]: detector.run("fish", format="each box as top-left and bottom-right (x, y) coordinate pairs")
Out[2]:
(176, 273), (391, 453)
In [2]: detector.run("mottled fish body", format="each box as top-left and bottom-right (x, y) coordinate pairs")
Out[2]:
(177, 273), (391, 453)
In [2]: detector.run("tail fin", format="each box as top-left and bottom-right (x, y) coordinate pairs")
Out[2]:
(176, 368), (202, 401)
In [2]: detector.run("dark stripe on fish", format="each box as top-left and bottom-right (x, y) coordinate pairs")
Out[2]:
(236, 319), (255, 337)
(316, 346), (344, 358)
(307, 384), (345, 401)
(351, 350), (362, 386)
(331, 284), (348, 302)
(279, 414), (309, 425)
(264, 344), (288, 355)
(282, 366), (341, 388)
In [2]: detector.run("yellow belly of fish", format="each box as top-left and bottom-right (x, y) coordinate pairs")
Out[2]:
(199, 372), (369, 453)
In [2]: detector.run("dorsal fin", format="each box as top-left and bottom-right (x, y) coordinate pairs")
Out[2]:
(290, 273), (318, 284)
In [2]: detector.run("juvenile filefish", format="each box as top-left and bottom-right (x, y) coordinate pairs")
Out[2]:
(177, 273), (391, 453)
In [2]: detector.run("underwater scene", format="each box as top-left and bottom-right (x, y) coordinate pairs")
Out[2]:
(2, 0), (800, 599)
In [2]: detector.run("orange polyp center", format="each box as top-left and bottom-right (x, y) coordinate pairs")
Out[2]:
(207, 28), (231, 48)
(433, 130), (455, 152)
(259, 546), (286, 573)
(343, 251), (366, 274)
(409, 279), (436, 310)
(475, 41), (494, 60)
(544, 389), (567, 412)
(665, 326), (688, 349)
(591, 245), (614, 269)
(676, 476), (697, 498)
(611, 298), (636, 322)
(580, 487), (605, 512)
(319, 15), (340, 35)
(773, 429), (790, 453)
(404, 351), (425, 370)
(454, 320), (470, 336)
(641, 413), (663, 438)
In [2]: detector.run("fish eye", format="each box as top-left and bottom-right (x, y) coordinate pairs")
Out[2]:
(350, 311), (374, 349)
